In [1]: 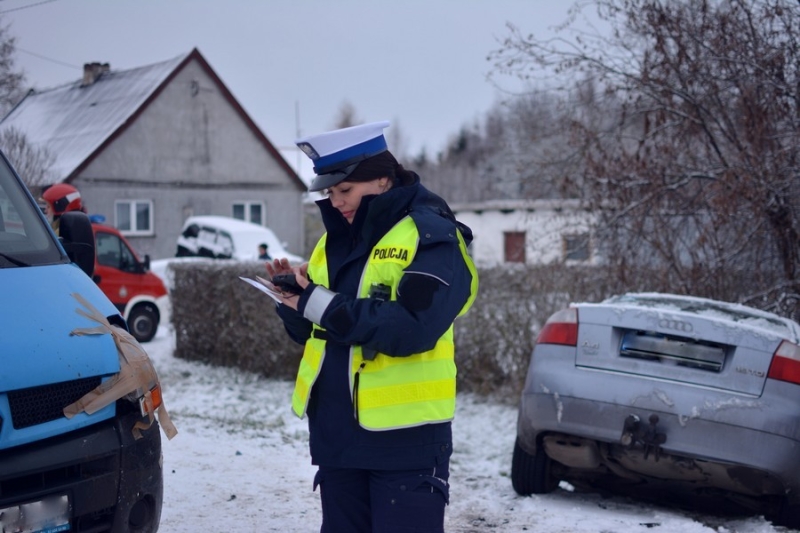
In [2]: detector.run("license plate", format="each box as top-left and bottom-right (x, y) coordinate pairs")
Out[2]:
(0, 494), (71, 533)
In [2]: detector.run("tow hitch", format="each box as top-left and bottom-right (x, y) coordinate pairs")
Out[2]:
(620, 414), (667, 460)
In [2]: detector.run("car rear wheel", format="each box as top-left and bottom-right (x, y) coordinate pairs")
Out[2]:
(511, 437), (559, 495)
(128, 303), (159, 343)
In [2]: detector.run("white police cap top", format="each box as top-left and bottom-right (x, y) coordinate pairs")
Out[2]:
(296, 120), (390, 176)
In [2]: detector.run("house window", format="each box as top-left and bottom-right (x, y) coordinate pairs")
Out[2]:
(115, 200), (153, 236)
(563, 233), (591, 261)
(504, 231), (526, 263)
(232, 202), (264, 225)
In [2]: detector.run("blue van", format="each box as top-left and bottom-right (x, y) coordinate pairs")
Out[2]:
(0, 152), (164, 532)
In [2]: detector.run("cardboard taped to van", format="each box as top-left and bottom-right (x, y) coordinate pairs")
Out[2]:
(63, 293), (178, 440)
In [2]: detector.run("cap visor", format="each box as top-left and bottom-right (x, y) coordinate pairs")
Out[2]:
(308, 162), (359, 192)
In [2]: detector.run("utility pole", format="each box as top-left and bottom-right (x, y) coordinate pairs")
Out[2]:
(295, 100), (302, 178)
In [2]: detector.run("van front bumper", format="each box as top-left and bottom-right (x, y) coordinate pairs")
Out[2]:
(0, 407), (163, 532)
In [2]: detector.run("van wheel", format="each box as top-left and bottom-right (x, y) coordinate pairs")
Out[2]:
(511, 437), (559, 495)
(128, 304), (159, 343)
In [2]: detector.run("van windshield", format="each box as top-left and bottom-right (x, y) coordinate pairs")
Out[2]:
(0, 156), (63, 268)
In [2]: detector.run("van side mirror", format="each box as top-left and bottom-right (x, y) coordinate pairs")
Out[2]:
(142, 254), (151, 272)
(59, 211), (96, 277)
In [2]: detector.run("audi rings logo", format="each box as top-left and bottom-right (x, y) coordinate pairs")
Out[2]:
(659, 318), (693, 333)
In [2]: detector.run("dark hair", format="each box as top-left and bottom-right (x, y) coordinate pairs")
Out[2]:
(345, 150), (414, 187)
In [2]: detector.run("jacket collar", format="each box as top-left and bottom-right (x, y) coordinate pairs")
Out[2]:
(316, 174), (421, 248)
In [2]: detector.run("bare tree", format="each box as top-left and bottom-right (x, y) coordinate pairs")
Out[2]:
(490, 0), (800, 319)
(422, 84), (597, 204)
(385, 118), (410, 163)
(331, 100), (362, 130)
(427, 121), (485, 203)
(0, 126), (55, 187)
(0, 17), (52, 188)
(0, 18), (23, 115)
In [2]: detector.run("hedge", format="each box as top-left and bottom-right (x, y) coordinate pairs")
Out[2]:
(169, 261), (616, 404)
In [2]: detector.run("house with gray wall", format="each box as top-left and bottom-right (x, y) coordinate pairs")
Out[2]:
(0, 48), (306, 260)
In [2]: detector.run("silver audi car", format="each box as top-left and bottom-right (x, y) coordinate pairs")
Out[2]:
(512, 292), (800, 528)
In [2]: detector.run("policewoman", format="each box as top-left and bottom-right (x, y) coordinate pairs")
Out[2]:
(265, 121), (478, 532)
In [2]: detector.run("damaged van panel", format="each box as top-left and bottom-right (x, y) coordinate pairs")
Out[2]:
(63, 292), (177, 441)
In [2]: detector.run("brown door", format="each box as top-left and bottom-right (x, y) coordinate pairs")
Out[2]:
(504, 231), (526, 263)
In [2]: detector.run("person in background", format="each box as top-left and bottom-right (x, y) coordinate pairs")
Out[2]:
(41, 183), (85, 235)
(265, 121), (478, 533)
(258, 243), (271, 260)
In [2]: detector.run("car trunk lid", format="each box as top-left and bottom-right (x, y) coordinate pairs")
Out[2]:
(574, 302), (789, 396)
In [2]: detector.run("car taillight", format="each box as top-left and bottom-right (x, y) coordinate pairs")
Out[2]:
(537, 308), (578, 346)
(768, 340), (800, 385)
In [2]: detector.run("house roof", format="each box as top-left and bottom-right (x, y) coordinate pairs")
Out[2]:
(450, 198), (584, 214)
(0, 48), (305, 190)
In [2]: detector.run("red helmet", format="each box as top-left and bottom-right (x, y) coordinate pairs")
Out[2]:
(42, 183), (83, 215)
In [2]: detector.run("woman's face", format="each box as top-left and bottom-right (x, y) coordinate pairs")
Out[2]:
(325, 177), (389, 224)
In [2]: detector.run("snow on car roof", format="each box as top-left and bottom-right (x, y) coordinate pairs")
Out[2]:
(590, 292), (800, 341)
(182, 216), (303, 262)
(183, 215), (277, 233)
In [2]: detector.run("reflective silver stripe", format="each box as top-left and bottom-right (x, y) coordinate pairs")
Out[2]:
(396, 271), (449, 301)
(403, 270), (450, 286)
(304, 286), (337, 324)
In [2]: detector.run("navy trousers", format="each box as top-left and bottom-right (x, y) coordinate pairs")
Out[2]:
(313, 461), (450, 533)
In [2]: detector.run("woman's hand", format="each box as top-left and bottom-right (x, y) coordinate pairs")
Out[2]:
(265, 258), (310, 310)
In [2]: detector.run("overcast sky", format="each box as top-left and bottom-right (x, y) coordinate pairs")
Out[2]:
(1, 0), (588, 180)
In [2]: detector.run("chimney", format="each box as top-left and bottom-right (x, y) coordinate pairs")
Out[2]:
(82, 62), (110, 87)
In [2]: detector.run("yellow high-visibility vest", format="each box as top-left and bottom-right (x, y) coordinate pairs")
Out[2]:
(291, 215), (477, 430)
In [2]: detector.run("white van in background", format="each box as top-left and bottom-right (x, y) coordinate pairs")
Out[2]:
(175, 215), (304, 263)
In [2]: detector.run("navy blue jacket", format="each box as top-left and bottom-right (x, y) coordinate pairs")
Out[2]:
(276, 173), (474, 470)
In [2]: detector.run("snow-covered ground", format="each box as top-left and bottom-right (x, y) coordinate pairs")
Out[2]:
(149, 325), (792, 532)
